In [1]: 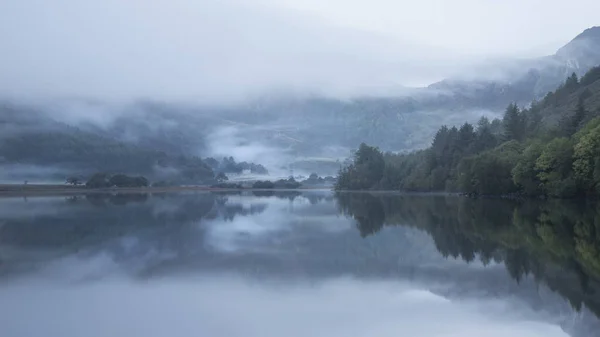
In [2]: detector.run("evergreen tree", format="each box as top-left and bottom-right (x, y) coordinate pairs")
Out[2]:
(502, 103), (524, 141)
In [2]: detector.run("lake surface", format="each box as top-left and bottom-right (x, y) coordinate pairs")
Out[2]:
(1, 191), (599, 337)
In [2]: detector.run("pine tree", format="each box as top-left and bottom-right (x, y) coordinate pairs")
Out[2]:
(572, 97), (587, 132)
(502, 103), (524, 141)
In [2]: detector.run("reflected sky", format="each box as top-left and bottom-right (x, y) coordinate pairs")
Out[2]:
(0, 192), (593, 337)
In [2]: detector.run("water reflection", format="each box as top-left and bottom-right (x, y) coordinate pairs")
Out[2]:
(0, 191), (598, 336)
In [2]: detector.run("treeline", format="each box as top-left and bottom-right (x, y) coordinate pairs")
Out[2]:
(84, 173), (149, 188)
(252, 177), (301, 189)
(204, 156), (269, 175)
(336, 66), (600, 197)
(0, 128), (215, 184)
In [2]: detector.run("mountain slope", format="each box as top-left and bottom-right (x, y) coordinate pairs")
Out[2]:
(0, 102), (214, 183)
(2, 27), (600, 178)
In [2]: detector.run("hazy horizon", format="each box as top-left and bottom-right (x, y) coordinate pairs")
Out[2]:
(1, 0), (599, 104)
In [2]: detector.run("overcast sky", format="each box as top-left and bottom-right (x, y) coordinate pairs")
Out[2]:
(0, 0), (598, 103)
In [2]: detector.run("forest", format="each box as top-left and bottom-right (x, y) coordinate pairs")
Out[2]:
(335, 66), (600, 197)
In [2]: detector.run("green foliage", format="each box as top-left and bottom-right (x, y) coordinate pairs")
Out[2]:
(573, 119), (600, 193)
(0, 127), (215, 184)
(251, 178), (300, 189)
(86, 173), (110, 188)
(252, 181), (276, 189)
(335, 67), (600, 198)
(560, 97), (588, 137)
(108, 174), (149, 188)
(512, 142), (544, 195)
(334, 143), (385, 190)
(458, 152), (517, 195)
(535, 138), (575, 197)
(579, 66), (600, 86)
(274, 178), (302, 189)
(502, 103), (526, 141)
(86, 173), (148, 188)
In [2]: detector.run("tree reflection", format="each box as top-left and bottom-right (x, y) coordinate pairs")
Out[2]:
(335, 192), (600, 317)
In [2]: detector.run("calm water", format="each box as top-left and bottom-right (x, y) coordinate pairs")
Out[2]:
(1, 191), (599, 337)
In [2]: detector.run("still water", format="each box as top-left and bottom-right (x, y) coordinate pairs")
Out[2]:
(0, 191), (599, 337)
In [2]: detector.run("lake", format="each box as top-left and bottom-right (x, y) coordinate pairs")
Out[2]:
(1, 191), (599, 337)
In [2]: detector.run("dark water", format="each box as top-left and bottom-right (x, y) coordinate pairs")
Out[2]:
(1, 191), (599, 337)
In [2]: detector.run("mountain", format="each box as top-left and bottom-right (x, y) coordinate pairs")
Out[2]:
(0, 102), (215, 184)
(1, 27), (600, 179)
(430, 26), (600, 107)
(125, 26), (600, 157)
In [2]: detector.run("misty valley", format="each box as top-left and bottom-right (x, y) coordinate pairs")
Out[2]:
(4, 3), (600, 335)
(3, 27), (600, 193)
(1, 191), (600, 337)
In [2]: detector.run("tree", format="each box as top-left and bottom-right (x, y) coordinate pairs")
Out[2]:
(503, 103), (525, 141)
(352, 143), (385, 189)
(86, 173), (110, 188)
(535, 138), (575, 197)
(458, 122), (476, 154)
(473, 117), (497, 153)
(573, 120), (600, 193)
(561, 97), (587, 137)
(525, 106), (543, 136)
(512, 142), (544, 195)
(66, 176), (82, 186)
(572, 97), (587, 133)
(458, 152), (516, 195)
(253, 180), (275, 189)
(564, 72), (579, 93)
(106, 174), (149, 188)
(216, 172), (229, 183)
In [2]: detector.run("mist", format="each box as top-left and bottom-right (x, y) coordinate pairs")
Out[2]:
(2, 0), (572, 104)
(2, 0), (600, 184)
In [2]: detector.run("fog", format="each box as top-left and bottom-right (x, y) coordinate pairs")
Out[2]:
(205, 125), (293, 175)
(1, 1), (600, 180)
(3, 0), (597, 103)
(0, 0), (456, 103)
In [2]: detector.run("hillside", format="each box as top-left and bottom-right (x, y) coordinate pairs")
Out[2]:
(0, 102), (215, 184)
(335, 65), (600, 197)
(108, 27), (600, 156)
(2, 27), (600, 180)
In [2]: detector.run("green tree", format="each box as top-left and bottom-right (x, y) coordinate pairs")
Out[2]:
(335, 144), (386, 190)
(564, 72), (579, 93)
(503, 103), (525, 141)
(353, 143), (385, 188)
(86, 173), (110, 189)
(512, 142), (544, 195)
(458, 152), (516, 195)
(561, 97), (587, 137)
(473, 117), (497, 152)
(573, 120), (600, 193)
(535, 138), (575, 197)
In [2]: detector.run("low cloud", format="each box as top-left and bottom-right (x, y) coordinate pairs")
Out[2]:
(0, 0), (469, 103)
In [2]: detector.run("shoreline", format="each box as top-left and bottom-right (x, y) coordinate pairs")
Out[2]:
(0, 184), (332, 197)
